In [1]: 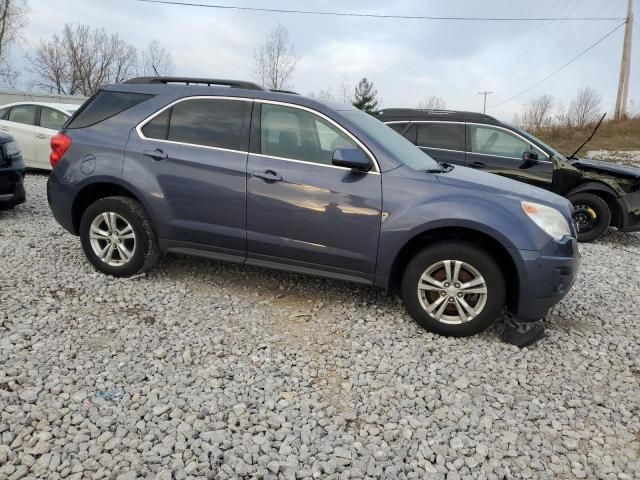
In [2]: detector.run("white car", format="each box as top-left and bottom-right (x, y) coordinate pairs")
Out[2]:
(0, 102), (80, 169)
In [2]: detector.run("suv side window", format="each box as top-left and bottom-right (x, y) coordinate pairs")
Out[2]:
(387, 122), (417, 143)
(39, 107), (69, 130)
(260, 103), (357, 165)
(143, 99), (249, 151)
(8, 105), (37, 125)
(468, 125), (529, 158)
(417, 122), (464, 151)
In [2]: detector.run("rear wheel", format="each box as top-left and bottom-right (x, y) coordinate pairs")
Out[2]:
(568, 192), (610, 242)
(401, 242), (505, 337)
(79, 196), (160, 277)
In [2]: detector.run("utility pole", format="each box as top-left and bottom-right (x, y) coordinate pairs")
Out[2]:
(614, 0), (633, 120)
(478, 90), (493, 113)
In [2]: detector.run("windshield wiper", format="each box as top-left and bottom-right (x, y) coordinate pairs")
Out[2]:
(424, 162), (454, 174)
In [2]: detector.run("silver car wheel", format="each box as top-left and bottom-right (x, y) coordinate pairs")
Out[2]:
(89, 212), (136, 267)
(417, 260), (488, 324)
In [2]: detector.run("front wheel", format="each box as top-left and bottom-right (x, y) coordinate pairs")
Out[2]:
(79, 196), (161, 277)
(401, 242), (506, 337)
(568, 192), (611, 242)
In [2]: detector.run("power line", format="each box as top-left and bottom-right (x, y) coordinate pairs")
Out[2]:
(135, 0), (625, 22)
(489, 20), (626, 108)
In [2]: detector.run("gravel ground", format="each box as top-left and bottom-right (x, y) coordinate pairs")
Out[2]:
(1, 173), (639, 480)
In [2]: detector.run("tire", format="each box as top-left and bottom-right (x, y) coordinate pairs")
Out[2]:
(568, 192), (611, 243)
(401, 242), (506, 337)
(79, 196), (161, 277)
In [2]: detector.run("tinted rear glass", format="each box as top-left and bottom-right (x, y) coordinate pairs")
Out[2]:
(141, 108), (170, 140)
(66, 91), (152, 129)
(417, 123), (465, 151)
(166, 99), (248, 151)
(8, 105), (37, 125)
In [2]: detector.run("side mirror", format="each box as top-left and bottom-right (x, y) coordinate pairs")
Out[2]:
(332, 148), (371, 171)
(520, 150), (539, 169)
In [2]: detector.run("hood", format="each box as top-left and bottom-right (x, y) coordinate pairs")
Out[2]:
(434, 165), (573, 213)
(573, 158), (640, 180)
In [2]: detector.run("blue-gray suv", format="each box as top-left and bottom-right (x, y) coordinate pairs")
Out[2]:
(47, 77), (579, 337)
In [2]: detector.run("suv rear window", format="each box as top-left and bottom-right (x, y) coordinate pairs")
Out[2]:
(66, 91), (151, 129)
(417, 123), (465, 151)
(142, 98), (249, 151)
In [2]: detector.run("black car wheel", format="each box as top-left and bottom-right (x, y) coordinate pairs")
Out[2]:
(401, 242), (505, 337)
(79, 196), (161, 277)
(569, 192), (611, 242)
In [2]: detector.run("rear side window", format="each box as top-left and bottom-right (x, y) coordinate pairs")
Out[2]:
(417, 123), (465, 151)
(0, 107), (10, 119)
(8, 105), (37, 125)
(39, 107), (69, 130)
(145, 98), (248, 151)
(66, 91), (151, 129)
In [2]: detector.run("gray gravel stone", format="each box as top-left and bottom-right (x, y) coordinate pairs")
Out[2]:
(1, 173), (639, 480)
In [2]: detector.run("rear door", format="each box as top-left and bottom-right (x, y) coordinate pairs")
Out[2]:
(465, 123), (553, 188)
(246, 102), (382, 283)
(3, 105), (38, 167)
(34, 106), (70, 168)
(415, 121), (466, 165)
(126, 97), (252, 259)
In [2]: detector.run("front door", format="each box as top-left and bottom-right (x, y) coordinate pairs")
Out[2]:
(3, 105), (38, 167)
(124, 97), (252, 258)
(465, 124), (553, 189)
(246, 102), (382, 283)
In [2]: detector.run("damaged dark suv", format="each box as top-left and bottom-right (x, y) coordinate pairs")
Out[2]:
(378, 109), (640, 242)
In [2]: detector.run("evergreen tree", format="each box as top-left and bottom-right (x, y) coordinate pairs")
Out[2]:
(352, 77), (379, 113)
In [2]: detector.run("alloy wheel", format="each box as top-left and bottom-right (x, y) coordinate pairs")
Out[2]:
(89, 212), (136, 267)
(417, 260), (488, 324)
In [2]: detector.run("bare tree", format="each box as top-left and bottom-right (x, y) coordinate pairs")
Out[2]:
(0, 0), (29, 86)
(308, 86), (334, 100)
(140, 40), (174, 76)
(567, 87), (602, 127)
(28, 24), (137, 96)
(27, 35), (69, 93)
(339, 75), (352, 105)
(253, 24), (297, 90)
(520, 94), (554, 129)
(418, 95), (446, 110)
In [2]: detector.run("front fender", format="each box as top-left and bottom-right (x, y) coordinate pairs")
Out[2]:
(375, 169), (553, 283)
(566, 180), (621, 198)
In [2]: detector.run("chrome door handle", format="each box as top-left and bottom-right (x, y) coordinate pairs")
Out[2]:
(35, 133), (47, 139)
(252, 170), (282, 182)
(0, 126), (8, 131)
(142, 148), (168, 161)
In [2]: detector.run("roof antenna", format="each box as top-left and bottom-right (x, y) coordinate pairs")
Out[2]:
(152, 65), (160, 77)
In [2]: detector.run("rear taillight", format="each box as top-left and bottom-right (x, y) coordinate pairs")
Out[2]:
(50, 132), (72, 168)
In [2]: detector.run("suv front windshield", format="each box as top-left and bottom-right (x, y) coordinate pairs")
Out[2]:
(341, 110), (442, 171)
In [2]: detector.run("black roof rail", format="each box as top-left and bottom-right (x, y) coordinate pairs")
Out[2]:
(270, 89), (299, 95)
(123, 76), (265, 90)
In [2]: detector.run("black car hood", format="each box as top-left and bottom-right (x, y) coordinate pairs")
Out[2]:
(573, 158), (640, 180)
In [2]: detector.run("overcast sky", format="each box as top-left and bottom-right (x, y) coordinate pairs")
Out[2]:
(10, 0), (639, 122)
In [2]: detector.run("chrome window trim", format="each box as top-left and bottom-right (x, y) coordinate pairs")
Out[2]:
(136, 95), (381, 174)
(418, 146), (464, 154)
(384, 119), (551, 163)
(250, 152), (379, 174)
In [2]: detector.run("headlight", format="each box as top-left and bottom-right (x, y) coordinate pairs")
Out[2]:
(521, 201), (571, 241)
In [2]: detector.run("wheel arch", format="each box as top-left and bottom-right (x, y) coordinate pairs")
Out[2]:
(566, 181), (622, 228)
(71, 180), (152, 235)
(387, 226), (520, 313)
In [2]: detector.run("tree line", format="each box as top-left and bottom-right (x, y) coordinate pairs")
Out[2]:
(1, 4), (637, 122)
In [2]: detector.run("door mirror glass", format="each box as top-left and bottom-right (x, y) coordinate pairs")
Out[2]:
(332, 148), (371, 171)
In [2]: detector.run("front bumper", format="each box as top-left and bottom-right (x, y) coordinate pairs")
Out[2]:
(0, 167), (26, 208)
(511, 235), (580, 321)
